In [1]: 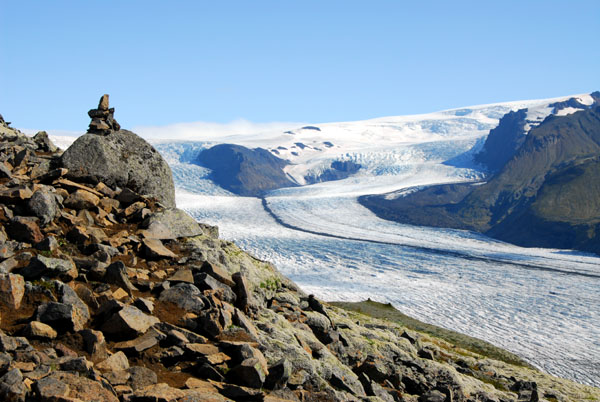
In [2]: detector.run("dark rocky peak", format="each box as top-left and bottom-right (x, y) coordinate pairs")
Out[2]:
(550, 97), (588, 114)
(474, 108), (528, 173)
(87, 94), (121, 135)
(194, 143), (296, 196)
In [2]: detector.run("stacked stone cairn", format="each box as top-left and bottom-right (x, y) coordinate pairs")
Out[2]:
(88, 94), (121, 135)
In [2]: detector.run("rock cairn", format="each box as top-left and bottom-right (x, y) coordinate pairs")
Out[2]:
(88, 94), (121, 135)
(0, 115), (596, 401)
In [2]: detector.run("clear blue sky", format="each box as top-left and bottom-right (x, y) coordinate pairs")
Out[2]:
(1, 1), (598, 131)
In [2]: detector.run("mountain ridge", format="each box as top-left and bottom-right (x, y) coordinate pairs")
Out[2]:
(360, 94), (600, 254)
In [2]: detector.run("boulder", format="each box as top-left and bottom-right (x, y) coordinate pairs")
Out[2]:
(21, 256), (77, 282)
(101, 305), (160, 339)
(27, 188), (61, 225)
(141, 208), (203, 239)
(35, 302), (88, 333)
(60, 130), (175, 208)
(227, 357), (267, 389)
(159, 283), (205, 313)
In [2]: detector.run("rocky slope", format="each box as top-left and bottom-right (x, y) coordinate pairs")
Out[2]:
(194, 144), (296, 196)
(361, 94), (600, 254)
(0, 100), (598, 401)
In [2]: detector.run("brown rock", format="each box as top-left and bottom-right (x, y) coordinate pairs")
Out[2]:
(99, 94), (110, 111)
(133, 383), (186, 401)
(143, 238), (177, 259)
(80, 329), (108, 360)
(6, 216), (44, 243)
(113, 328), (166, 353)
(23, 321), (57, 339)
(167, 268), (194, 284)
(101, 305), (160, 339)
(96, 351), (130, 372)
(64, 189), (100, 210)
(0, 273), (24, 309)
(35, 371), (118, 402)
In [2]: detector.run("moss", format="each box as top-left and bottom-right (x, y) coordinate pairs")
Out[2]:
(259, 277), (281, 291)
(330, 299), (530, 368)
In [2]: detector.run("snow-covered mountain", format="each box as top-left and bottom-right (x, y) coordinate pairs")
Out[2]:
(153, 93), (596, 197)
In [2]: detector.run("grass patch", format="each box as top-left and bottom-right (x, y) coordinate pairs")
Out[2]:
(330, 299), (530, 368)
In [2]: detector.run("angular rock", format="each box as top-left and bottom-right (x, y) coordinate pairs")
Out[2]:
(133, 383), (186, 401)
(59, 356), (93, 373)
(419, 390), (446, 402)
(64, 189), (100, 210)
(35, 371), (119, 402)
(227, 357), (267, 389)
(159, 283), (205, 313)
(0, 368), (26, 401)
(27, 189), (61, 225)
(141, 208), (203, 239)
(96, 351), (130, 372)
(0, 273), (24, 309)
(23, 321), (57, 340)
(80, 329), (108, 360)
(105, 261), (138, 295)
(198, 261), (234, 287)
(195, 273), (236, 303)
(128, 366), (158, 391)
(32, 131), (58, 152)
(32, 375), (70, 400)
(35, 236), (59, 253)
(101, 305), (160, 339)
(142, 238), (176, 259)
(232, 272), (254, 313)
(264, 358), (292, 390)
(103, 369), (130, 386)
(35, 302), (88, 333)
(133, 297), (154, 314)
(21, 256), (77, 281)
(61, 130), (175, 208)
(167, 268), (194, 284)
(114, 328), (166, 353)
(6, 216), (43, 244)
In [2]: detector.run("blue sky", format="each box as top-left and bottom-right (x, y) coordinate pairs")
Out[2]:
(1, 1), (598, 131)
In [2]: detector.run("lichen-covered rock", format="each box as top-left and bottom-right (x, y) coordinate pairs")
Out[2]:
(60, 130), (175, 208)
(141, 208), (203, 239)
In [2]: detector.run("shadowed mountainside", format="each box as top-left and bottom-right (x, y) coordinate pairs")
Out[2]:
(361, 100), (600, 254)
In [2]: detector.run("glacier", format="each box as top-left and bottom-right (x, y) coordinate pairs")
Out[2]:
(52, 94), (600, 386)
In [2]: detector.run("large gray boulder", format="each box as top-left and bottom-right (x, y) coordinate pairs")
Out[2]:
(60, 130), (175, 208)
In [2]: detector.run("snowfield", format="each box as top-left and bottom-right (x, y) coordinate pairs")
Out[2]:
(53, 94), (600, 386)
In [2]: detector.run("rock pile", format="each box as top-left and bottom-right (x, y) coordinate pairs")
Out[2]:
(0, 113), (597, 401)
(88, 94), (121, 135)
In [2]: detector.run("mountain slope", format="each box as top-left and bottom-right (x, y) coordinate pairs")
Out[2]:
(361, 101), (600, 254)
(194, 143), (297, 196)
